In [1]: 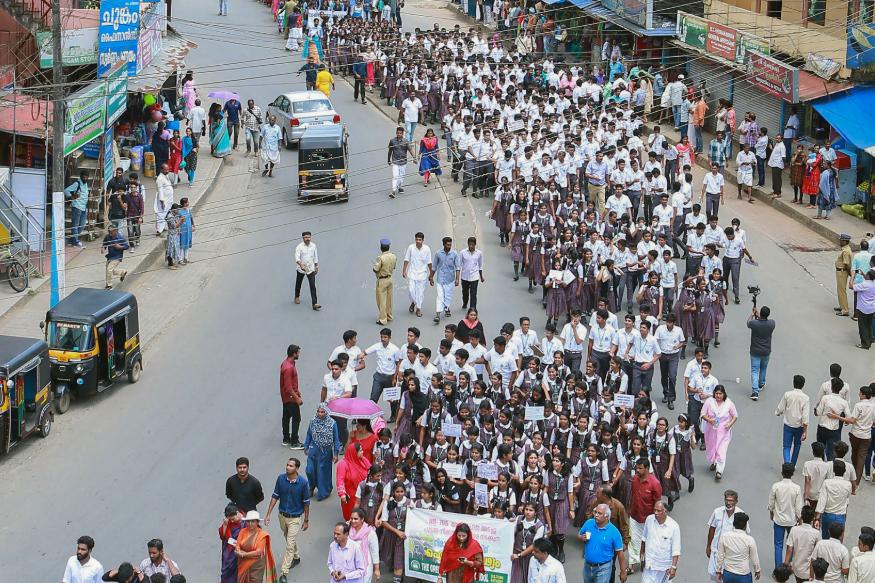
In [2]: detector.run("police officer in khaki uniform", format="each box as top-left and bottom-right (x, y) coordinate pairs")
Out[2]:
(373, 238), (397, 325)
(835, 233), (853, 316)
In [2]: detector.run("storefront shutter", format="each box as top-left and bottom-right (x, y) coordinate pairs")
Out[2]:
(730, 74), (784, 142)
(687, 60), (731, 133)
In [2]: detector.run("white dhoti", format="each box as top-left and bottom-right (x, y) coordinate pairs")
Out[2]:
(641, 568), (670, 583)
(629, 519), (645, 568)
(155, 207), (168, 234)
(435, 281), (453, 312)
(408, 278), (426, 309)
(707, 548), (719, 581)
(286, 29), (302, 51)
(391, 163), (407, 193)
(261, 146), (280, 166)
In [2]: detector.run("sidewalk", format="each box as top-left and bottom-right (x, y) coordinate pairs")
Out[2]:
(0, 145), (224, 333)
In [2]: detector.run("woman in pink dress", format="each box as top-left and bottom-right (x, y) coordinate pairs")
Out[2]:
(700, 385), (737, 482)
(674, 135), (693, 174)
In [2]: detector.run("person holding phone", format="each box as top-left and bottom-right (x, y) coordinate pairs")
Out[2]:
(437, 523), (484, 583)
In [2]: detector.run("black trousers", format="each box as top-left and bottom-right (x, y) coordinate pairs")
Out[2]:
(859, 311), (874, 348)
(295, 271), (318, 304)
(282, 402), (301, 442)
(592, 350), (611, 379)
(462, 280), (479, 309)
(688, 398), (704, 442)
(354, 78), (367, 102)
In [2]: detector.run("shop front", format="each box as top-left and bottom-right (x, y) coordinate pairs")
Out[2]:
(580, 0), (677, 70)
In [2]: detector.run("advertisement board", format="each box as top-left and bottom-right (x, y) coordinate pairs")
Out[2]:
(103, 127), (115, 189)
(676, 11), (770, 65)
(64, 82), (106, 156)
(847, 22), (875, 69)
(600, 0), (651, 29)
(137, 1), (165, 74)
(37, 28), (99, 68)
(98, 0), (140, 78)
(105, 61), (128, 126)
(746, 51), (799, 103)
(404, 509), (514, 583)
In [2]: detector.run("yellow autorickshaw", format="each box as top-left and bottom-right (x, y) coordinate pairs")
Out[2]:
(0, 335), (53, 454)
(43, 288), (143, 414)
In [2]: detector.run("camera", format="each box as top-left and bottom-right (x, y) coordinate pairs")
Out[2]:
(748, 285), (761, 306)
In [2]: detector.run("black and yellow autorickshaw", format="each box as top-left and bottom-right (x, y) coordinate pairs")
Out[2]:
(0, 335), (53, 454)
(43, 288), (143, 414)
(297, 124), (349, 202)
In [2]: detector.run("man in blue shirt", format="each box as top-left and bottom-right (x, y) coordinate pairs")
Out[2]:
(64, 171), (90, 247)
(223, 98), (243, 150)
(585, 151), (609, 217)
(430, 236), (460, 324)
(102, 225), (129, 289)
(265, 458), (310, 583)
(578, 503), (627, 583)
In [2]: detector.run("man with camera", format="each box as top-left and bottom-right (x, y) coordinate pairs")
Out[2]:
(747, 303), (775, 401)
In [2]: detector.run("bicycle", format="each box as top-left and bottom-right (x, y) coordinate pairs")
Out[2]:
(0, 242), (29, 292)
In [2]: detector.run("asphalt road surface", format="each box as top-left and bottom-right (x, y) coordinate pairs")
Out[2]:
(2, 1), (873, 581)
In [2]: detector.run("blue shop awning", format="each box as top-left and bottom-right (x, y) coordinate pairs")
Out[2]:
(812, 86), (875, 156)
(583, 3), (675, 36)
(542, 0), (597, 6)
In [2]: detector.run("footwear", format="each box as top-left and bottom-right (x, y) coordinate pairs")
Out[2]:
(387, 415), (396, 423)
(292, 558), (301, 568)
(415, 309), (422, 317)
(714, 340), (720, 347)
(282, 438), (292, 445)
(280, 576), (288, 583)
(734, 297), (740, 304)
(444, 309), (451, 318)
(375, 320), (386, 325)
(856, 343), (871, 349)
(105, 285), (113, 290)
(661, 397), (668, 404)
(389, 191), (396, 199)
(312, 304), (321, 311)
(409, 302), (415, 313)
(837, 312), (849, 317)
(709, 463), (716, 471)
(434, 314), (440, 324)
(398, 187), (405, 193)
(688, 476), (695, 493)
(749, 392), (759, 401)
(120, 272), (126, 282)
(699, 443), (707, 451)
(715, 472), (723, 481)
(290, 441), (305, 449)
(667, 401), (675, 410)
(262, 168), (268, 176)
(294, 297), (301, 304)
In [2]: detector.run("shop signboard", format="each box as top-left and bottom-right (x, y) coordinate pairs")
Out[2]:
(98, 0), (141, 78)
(404, 509), (514, 583)
(103, 127), (115, 190)
(37, 28), (99, 68)
(64, 82), (106, 157)
(105, 61), (129, 126)
(746, 51), (799, 103)
(676, 11), (770, 65)
(847, 21), (875, 69)
(600, 0), (651, 29)
(136, 1), (165, 74)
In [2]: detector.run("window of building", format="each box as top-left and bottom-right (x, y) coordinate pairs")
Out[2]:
(767, 0), (783, 18)
(807, 0), (826, 25)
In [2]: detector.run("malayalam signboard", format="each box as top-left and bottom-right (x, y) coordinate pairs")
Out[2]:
(64, 82), (106, 156)
(676, 12), (770, 65)
(600, 0), (651, 29)
(37, 28), (99, 68)
(98, 0), (140, 78)
(136, 1), (165, 74)
(746, 51), (799, 103)
(105, 61), (128, 125)
(404, 509), (513, 583)
(103, 127), (115, 189)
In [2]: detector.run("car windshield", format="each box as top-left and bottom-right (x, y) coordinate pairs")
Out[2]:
(49, 322), (93, 351)
(293, 99), (333, 114)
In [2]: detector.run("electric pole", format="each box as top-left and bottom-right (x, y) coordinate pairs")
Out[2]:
(50, 0), (66, 305)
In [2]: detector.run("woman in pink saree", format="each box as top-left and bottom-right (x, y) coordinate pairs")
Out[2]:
(701, 385), (738, 482)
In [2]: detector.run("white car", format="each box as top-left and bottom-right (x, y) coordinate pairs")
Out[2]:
(267, 91), (341, 149)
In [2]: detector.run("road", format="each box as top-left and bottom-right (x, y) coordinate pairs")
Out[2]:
(2, 1), (873, 581)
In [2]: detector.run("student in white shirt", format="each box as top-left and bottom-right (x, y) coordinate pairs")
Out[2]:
(624, 321), (661, 393)
(559, 309), (588, 374)
(701, 163), (725, 218)
(655, 314), (685, 409)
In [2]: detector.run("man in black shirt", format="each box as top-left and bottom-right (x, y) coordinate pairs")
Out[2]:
(225, 456), (264, 512)
(106, 167), (128, 195)
(747, 305), (775, 401)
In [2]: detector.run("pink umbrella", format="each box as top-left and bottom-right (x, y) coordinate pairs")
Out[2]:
(325, 397), (383, 420)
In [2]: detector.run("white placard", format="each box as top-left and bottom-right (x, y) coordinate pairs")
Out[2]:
(474, 483), (489, 507)
(441, 422), (463, 438)
(524, 406), (545, 421)
(614, 393), (635, 408)
(442, 462), (463, 479)
(476, 462), (499, 480)
(507, 119), (525, 132)
(382, 386), (401, 402)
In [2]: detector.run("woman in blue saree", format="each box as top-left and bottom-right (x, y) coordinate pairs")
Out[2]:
(209, 102), (232, 158)
(181, 127), (199, 186)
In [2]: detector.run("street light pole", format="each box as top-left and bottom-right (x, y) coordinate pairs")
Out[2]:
(50, 0), (66, 306)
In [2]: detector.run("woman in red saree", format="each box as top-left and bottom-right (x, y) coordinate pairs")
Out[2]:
(437, 523), (485, 583)
(349, 419), (378, 463)
(801, 147), (823, 209)
(337, 442), (372, 520)
(235, 511), (277, 583)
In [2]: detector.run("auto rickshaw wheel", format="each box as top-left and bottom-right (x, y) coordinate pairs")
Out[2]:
(54, 391), (70, 415)
(39, 412), (52, 438)
(128, 359), (142, 383)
